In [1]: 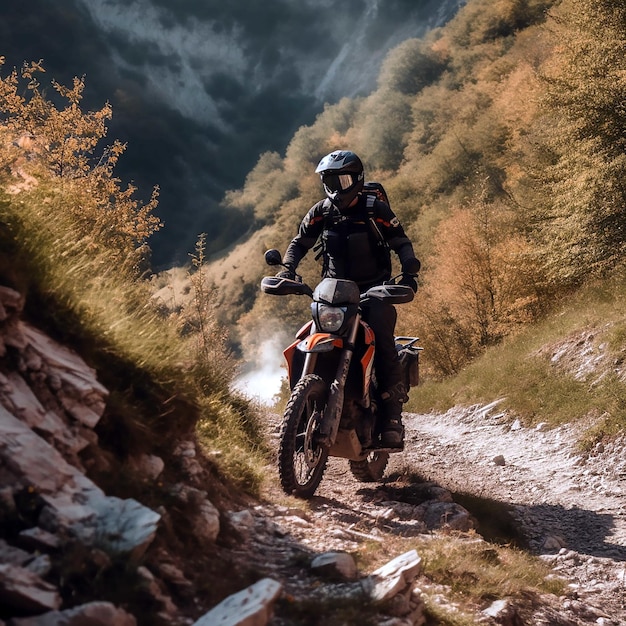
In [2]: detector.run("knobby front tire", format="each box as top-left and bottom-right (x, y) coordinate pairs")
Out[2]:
(278, 374), (329, 498)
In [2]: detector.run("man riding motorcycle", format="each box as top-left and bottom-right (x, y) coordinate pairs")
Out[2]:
(278, 150), (420, 447)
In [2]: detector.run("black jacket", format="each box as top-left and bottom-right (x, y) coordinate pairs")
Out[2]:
(283, 194), (416, 291)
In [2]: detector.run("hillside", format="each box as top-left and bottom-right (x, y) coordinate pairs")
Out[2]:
(3, 274), (625, 625)
(1, 0), (626, 623)
(196, 0), (626, 395)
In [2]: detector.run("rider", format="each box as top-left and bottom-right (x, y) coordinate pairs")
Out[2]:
(278, 150), (420, 447)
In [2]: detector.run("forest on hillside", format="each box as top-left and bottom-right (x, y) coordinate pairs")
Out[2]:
(1, 0), (625, 386)
(207, 0), (626, 379)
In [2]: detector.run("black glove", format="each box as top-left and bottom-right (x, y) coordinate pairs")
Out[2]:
(399, 274), (418, 293)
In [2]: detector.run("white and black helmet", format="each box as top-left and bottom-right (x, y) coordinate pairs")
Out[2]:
(315, 150), (364, 210)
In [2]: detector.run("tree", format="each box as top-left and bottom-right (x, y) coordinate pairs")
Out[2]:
(377, 38), (446, 96)
(528, 0), (626, 287)
(410, 190), (540, 375)
(0, 59), (160, 264)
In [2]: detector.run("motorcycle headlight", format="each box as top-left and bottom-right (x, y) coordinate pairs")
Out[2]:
(315, 303), (346, 333)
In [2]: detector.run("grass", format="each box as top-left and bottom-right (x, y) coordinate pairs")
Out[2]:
(349, 528), (565, 625)
(0, 184), (268, 496)
(408, 268), (626, 446)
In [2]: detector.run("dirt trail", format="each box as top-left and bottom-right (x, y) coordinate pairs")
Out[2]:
(399, 405), (626, 617)
(253, 403), (626, 624)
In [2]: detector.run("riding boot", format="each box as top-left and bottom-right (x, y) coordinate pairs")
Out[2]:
(379, 395), (405, 447)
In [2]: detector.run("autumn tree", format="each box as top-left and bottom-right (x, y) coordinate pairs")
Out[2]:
(527, 0), (626, 288)
(411, 189), (540, 375)
(0, 59), (160, 269)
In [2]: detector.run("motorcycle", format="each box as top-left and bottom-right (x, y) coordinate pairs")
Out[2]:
(261, 249), (422, 498)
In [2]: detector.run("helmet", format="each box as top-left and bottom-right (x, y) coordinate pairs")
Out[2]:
(315, 150), (364, 210)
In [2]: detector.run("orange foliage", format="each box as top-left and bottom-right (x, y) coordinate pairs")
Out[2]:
(0, 59), (161, 259)
(409, 199), (541, 376)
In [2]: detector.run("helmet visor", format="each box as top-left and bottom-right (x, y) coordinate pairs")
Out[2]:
(322, 173), (356, 193)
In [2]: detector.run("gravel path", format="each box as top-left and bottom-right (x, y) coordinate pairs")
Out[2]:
(253, 402), (626, 624)
(398, 404), (626, 622)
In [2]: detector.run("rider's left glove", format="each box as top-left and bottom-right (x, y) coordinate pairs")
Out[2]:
(276, 265), (296, 281)
(399, 274), (418, 293)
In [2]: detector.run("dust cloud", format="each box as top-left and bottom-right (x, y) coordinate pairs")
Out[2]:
(233, 336), (287, 404)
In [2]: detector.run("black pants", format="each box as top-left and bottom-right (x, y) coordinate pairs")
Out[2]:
(361, 298), (405, 418)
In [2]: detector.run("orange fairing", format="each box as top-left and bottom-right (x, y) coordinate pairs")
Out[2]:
(283, 320), (314, 379)
(300, 334), (343, 351)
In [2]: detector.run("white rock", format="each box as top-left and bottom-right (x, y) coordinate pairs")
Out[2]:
(364, 550), (423, 602)
(192, 578), (282, 626)
(88, 496), (161, 559)
(482, 598), (509, 617)
(0, 408), (160, 557)
(311, 552), (358, 581)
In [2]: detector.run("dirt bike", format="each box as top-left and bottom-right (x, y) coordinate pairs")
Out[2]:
(261, 249), (422, 498)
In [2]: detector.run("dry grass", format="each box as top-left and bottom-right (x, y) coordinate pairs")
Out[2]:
(408, 268), (626, 448)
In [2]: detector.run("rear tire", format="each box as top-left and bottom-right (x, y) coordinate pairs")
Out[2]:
(349, 451), (389, 482)
(278, 374), (329, 498)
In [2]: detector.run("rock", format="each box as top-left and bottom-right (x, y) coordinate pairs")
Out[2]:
(311, 552), (358, 581)
(542, 535), (567, 552)
(0, 407), (160, 558)
(136, 566), (179, 617)
(228, 509), (255, 531)
(0, 539), (31, 566)
(364, 550), (423, 603)
(0, 563), (61, 613)
(17, 527), (61, 551)
(19, 325), (109, 429)
(87, 496), (161, 559)
(481, 598), (520, 625)
(192, 578), (282, 626)
(0, 286), (25, 354)
(414, 501), (474, 532)
(8, 601), (137, 625)
(493, 455), (506, 466)
(24, 555), (52, 578)
(129, 454), (164, 480)
(195, 499), (220, 543)
(0, 405), (77, 494)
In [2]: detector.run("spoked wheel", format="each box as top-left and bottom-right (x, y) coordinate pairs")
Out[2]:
(349, 450), (389, 482)
(278, 374), (329, 498)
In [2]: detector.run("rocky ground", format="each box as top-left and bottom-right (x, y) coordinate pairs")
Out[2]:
(3, 276), (625, 625)
(227, 403), (626, 625)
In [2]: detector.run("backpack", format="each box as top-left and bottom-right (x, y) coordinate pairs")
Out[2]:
(362, 181), (390, 208)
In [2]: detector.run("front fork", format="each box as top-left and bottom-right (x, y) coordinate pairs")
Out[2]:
(310, 314), (361, 448)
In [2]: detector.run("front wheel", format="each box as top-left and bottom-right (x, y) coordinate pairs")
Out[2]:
(349, 450), (389, 482)
(278, 374), (329, 498)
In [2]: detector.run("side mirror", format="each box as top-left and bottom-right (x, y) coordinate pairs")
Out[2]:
(264, 249), (283, 266)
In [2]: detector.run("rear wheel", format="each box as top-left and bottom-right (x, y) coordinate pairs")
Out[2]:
(349, 450), (389, 482)
(278, 374), (329, 498)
